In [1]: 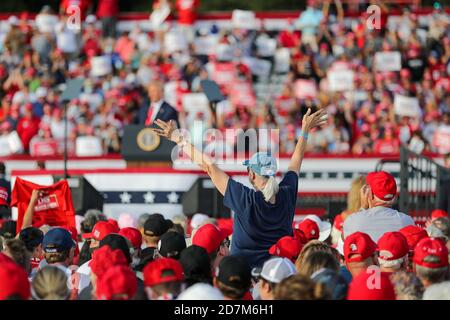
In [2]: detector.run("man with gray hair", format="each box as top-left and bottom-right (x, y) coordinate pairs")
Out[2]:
(343, 171), (415, 242)
(427, 217), (450, 254)
(377, 231), (410, 273)
(413, 237), (449, 288)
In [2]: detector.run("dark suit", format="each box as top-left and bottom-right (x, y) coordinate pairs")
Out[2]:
(137, 100), (179, 128)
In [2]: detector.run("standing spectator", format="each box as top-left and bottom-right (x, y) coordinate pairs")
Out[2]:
(97, 0), (120, 39)
(153, 108), (327, 268)
(176, 0), (199, 43)
(253, 257), (296, 300)
(377, 232), (409, 273)
(4, 16), (26, 58)
(143, 257), (185, 300)
(274, 274), (330, 300)
(343, 171), (415, 242)
(179, 245), (212, 288)
(296, 0), (324, 52)
(343, 232), (378, 278)
(16, 104), (40, 153)
(31, 266), (70, 300)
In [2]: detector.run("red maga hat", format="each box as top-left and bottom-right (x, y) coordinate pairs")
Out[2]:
(413, 237), (449, 269)
(431, 209), (448, 220)
(377, 232), (409, 261)
(96, 265), (137, 300)
(82, 221), (119, 241)
(143, 257), (184, 287)
(192, 223), (228, 255)
(0, 261), (30, 300)
(119, 227), (142, 250)
(269, 236), (303, 263)
(90, 245), (128, 279)
(344, 232), (377, 263)
(398, 225), (428, 252)
(366, 171), (397, 201)
(297, 219), (319, 241)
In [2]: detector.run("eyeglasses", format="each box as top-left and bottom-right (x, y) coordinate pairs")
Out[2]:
(221, 238), (230, 248)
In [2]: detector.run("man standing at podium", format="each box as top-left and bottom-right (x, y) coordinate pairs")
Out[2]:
(137, 81), (179, 128)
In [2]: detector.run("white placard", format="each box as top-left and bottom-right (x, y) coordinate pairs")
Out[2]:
(274, 48), (291, 73)
(194, 35), (219, 55)
(76, 136), (103, 157)
(295, 79), (318, 99)
(150, 3), (171, 29)
(374, 51), (402, 72)
(182, 93), (210, 118)
(7, 131), (23, 154)
(216, 43), (235, 61)
(394, 95), (421, 117)
(242, 57), (272, 78)
(164, 32), (188, 53)
(256, 37), (277, 57)
(232, 10), (258, 29)
(91, 55), (112, 77)
(327, 70), (354, 92)
(0, 136), (11, 156)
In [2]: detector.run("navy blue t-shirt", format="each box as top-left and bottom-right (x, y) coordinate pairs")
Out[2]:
(223, 171), (299, 269)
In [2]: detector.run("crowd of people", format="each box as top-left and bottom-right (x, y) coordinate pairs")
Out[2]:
(0, 1), (448, 157)
(0, 170), (449, 300)
(0, 107), (449, 300)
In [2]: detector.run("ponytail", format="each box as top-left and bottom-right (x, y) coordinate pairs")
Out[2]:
(261, 176), (279, 203)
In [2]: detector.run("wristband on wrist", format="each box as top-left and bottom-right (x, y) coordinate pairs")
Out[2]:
(299, 131), (309, 140)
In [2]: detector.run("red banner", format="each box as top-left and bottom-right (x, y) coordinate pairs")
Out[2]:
(11, 178), (75, 233)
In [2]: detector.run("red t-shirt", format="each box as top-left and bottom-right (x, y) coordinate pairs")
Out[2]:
(16, 116), (40, 151)
(60, 0), (92, 19)
(373, 139), (399, 154)
(176, 0), (199, 25)
(11, 178), (76, 234)
(96, 0), (119, 18)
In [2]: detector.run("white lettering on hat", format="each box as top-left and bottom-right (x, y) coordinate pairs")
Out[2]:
(94, 230), (100, 238)
(379, 250), (393, 259)
(350, 243), (357, 251)
(384, 194), (393, 199)
(311, 230), (316, 235)
(158, 240), (162, 251)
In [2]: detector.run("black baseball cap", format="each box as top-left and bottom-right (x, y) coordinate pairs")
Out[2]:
(135, 247), (156, 272)
(179, 245), (212, 285)
(157, 231), (186, 260)
(42, 228), (75, 253)
(99, 233), (132, 264)
(216, 256), (251, 290)
(144, 214), (173, 237)
(0, 220), (16, 239)
(19, 227), (44, 251)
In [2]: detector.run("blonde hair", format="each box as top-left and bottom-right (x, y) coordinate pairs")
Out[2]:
(274, 274), (330, 300)
(32, 266), (70, 300)
(347, 176), (365, 213)
(295, 240), (334, 272)
(261, 176), (279, 203)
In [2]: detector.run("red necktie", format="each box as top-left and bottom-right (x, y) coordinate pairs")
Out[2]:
(145, 104), (154, 126)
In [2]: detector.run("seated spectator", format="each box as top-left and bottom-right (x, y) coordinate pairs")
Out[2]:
(41, 228), (76, 277)
(311, 268), (348, 300)
(268, 236), (303, 263)
(143, 257), (185, 300)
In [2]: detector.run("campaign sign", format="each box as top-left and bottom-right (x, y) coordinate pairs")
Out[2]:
(232, 10), (258, 29)
(295, 79), (318, 99)
(91, 55), (112, 77)
(374, 51), (402, 72)
(394, 95), (421, 117)
(327, 70), (354, 92)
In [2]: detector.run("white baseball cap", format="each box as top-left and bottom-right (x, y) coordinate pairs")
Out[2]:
(177, 283), (224, 300)
(303, 215), (332, 242)
(252, 257), (296, 284)
(190, 213), (210, 230)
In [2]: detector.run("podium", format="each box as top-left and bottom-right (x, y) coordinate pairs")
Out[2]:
(121, 125), (176, 167)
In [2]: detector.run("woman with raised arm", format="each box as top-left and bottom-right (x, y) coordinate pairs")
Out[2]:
(153, 108), (327, 269)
